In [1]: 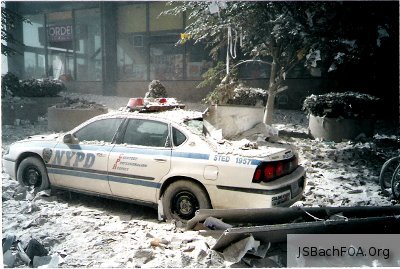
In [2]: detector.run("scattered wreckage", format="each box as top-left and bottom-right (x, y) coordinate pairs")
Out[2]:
(3, 97), (306, 223)
(185, 206), (400, 266)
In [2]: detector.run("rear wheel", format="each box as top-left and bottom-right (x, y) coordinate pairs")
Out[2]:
(162, 180), (211, 222)
(17, 157), (50, 191)
(391, 164), (400, 200)
(380, 157), (400, 192)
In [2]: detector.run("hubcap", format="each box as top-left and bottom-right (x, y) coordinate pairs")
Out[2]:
(172, 191), (199, 220)
(23, 167), (41, 187)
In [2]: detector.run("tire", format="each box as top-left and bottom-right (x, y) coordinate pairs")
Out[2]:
(162, 180), (211, 222)
(391, 164), (400, 200)
(379, 156), (400, 192)
(17, 157), (50, 191)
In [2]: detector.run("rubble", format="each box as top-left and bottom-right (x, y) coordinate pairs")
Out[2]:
(145, 80), (168, 98)
(53, 97), (107, 110)
(2, 92), (399, 268)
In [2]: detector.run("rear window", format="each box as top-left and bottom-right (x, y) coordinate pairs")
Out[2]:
(173, 127), (186, 146)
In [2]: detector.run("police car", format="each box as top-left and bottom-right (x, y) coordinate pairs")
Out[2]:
(3, 110), (306, 222)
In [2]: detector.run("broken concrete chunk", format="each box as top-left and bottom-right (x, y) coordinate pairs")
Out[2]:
(132, 249), (154, 265)
(190, 240), (209, 260)
(3, 249), (16, 268)
(348, 189), (363, 194)
(247, 242), (271, 258)
(222, 235), (260, 263)
(34, 254), (60, 268)
(35, 189), (51, 198)
(25, 239), (49, 260)
(2, 234), (16, 254)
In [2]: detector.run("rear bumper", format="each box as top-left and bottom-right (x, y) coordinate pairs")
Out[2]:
(3, 157), (16, 180)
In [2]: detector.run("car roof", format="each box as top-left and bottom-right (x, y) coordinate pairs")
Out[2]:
(83, 109), (203, 126)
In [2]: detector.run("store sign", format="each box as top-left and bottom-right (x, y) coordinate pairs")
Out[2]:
(47, 25), (73, 42)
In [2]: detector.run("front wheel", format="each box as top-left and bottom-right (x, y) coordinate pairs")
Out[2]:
(17, 157), (50, 191)
(162, 180), (211, 222)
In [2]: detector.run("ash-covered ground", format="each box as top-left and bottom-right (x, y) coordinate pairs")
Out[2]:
(2, 92), (399, 268)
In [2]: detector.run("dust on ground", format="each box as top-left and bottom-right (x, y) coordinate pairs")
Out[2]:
(2, 92), (399, 268)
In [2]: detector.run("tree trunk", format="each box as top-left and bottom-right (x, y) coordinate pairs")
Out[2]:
(263, 59), (277, 125)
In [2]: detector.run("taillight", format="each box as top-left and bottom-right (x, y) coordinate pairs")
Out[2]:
(276, 162), (283, 177)
(253, 168), (262, 183)
(264, 165), (274, 180)
(252, 156), (298, 183)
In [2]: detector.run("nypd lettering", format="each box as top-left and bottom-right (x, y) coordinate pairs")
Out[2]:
(52, 149), (96, 168)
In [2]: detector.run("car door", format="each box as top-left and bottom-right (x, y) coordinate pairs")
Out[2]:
(108, 118), (171, 203)
(48, 117), (124, 195)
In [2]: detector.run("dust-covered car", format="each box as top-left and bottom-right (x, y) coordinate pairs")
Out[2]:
(2, 110), (306, 222)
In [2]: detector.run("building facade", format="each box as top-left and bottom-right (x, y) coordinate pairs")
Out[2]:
(7, 1), (217, 101)
(5, 1), (399, 118)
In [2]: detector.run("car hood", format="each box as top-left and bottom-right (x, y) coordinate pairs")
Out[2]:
(20, 133), (61, 142)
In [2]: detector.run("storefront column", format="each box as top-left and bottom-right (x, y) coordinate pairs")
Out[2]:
(100, 2), (117, 96)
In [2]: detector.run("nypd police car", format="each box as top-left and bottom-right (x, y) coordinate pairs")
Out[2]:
(3, 110), (306, 222)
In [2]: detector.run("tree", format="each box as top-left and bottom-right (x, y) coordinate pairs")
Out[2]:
(1, 5), (29, 56)
(165, 1), (395, 124)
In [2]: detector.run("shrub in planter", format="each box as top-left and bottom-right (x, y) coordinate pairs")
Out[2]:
(19, 79), (65, 97)
(1, 72), (65, 97)
(227, 85), (267, 106)
(1, 72), (20, 97)
(303, 92), (380, 141)
(303, 91), (380, 119)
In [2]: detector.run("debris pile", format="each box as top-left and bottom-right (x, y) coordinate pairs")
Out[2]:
(186, 207), (400, 267)
(53, 97), (107, 110)
(125, 97), (185, 112)
(145, 80), (168, 98)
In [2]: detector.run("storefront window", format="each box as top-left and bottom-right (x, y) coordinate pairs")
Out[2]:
(23, 14), (44, 48)
(117, 3), (148, 80)
(150, 43), (183, 80)
(239, 62), (269, 79)
(186, 43), (212, 80)
(22, 14), (45, 79)
(24, 52), (45, 78)
(149, 2), (183, 32)
(75, 8), (102, 81)
(46, 11), (74, 81)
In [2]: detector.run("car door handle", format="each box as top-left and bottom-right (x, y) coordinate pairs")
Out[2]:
(154, 158), (167, 163)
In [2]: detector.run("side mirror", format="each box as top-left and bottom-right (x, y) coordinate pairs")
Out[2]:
(63, 133), (79, 144)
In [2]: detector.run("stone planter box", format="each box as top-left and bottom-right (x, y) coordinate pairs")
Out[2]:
(308, 114), (375, 142)
(203, 104), (264, 139)
(31, 96), (64, 116)
(48, 106), (108, 132)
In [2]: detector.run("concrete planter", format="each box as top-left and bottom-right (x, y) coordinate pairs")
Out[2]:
(308, 114), (375, 142)
(48, 106), (108, 132)
(203, 104), (264, 139)
(30, 96), (64, 116)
